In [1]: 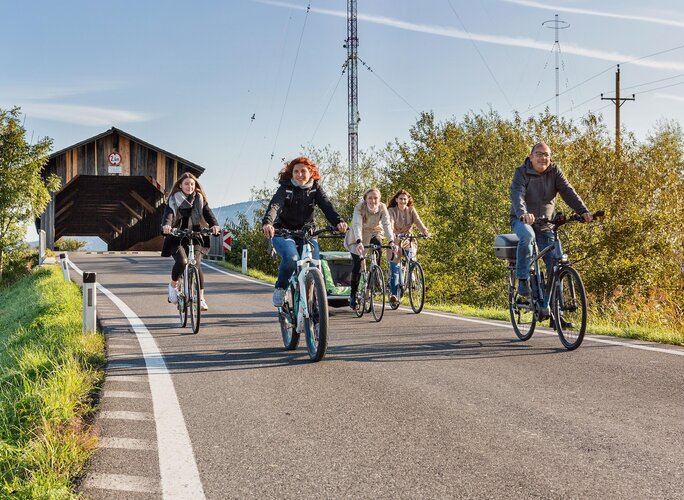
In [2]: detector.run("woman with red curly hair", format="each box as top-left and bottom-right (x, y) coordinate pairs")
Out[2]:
(262, 156), (347, 307)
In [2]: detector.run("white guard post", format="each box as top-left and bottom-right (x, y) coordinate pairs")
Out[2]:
(39, 230), (46, 265)
(242, 248), (248, 274)
(82, 272), (97, 333)
(59, 253), (71, 282)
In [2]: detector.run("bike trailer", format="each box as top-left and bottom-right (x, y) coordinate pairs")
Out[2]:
(494, 234), (518, 261)
(320, 251), (353, 307)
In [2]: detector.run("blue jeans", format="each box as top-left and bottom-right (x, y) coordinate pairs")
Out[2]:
(512, 219), (556, 281)
(272, 236), (320, 289)
(389, 248), (413, 297)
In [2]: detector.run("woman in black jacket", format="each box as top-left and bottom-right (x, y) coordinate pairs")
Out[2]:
(262, 156), (347, 307)
(161, 172), (221, 310)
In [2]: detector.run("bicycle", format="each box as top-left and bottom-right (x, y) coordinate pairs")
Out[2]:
(388, 233), (427, 313)
(352, 243), (391, 322)
(275, 225), (337, 362)
(494, 210), (603, 350)
(171, 227), (213, 334)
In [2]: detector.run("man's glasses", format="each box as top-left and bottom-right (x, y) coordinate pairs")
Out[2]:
(533, 151), (551, 158)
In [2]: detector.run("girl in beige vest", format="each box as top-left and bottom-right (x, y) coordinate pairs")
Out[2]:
(344, 188), (398, 309)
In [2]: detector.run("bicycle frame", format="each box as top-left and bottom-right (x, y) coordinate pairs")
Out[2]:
(527, 237), (565, 320)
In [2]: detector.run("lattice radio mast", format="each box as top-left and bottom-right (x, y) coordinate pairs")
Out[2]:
(345, 0), (359, 179)
(542, 14), (569, 117)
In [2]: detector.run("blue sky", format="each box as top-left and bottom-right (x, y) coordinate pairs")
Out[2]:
(4, 0), (684, 239)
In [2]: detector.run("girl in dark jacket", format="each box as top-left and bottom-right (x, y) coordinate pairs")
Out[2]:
(262, 156), (347, 306)
(161, 172), (221, 310)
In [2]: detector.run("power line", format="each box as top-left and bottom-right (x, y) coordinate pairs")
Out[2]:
(358, 57), (420, 114)
(268, 2), (312, 164)
(446, 0), (515, 111)
(525, 43), (684, 116)
(309, 65), (347, 144)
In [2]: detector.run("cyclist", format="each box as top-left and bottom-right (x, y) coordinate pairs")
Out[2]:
(262, 156), (348, 307)
(510, 142), (592, 307)
(344, 187), (398, 309)
(387, 188), (431, 307)
(161, 172), (221, 311)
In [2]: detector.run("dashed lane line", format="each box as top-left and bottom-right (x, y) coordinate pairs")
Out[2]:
(100, 411), (153, 421)
(82, 473), (159, 494)
(68, 261), (206, 499)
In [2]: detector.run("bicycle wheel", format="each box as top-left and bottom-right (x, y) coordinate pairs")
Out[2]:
(177, 275), (187, 328)
(369, 266), (385, 322)
(279, 283), (300, 350)
(354, 288), (365, 318)
(303, 271), (329, 362)
(553, 266), (587, 350)
(188, 266), (201, 334)
(509, 272), (535, 341)
(408, 261), (425, 314)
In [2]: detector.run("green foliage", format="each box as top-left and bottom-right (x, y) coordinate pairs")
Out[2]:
(0, 265), (105, 496)
(237, 110), (683, 335)
(54, 238), (88, 252)
(0, 107), (59, 282)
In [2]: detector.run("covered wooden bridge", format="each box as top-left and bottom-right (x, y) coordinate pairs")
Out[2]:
(39, 127), (205, 251)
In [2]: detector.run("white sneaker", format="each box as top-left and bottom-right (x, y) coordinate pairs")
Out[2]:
(200, 299), (208, 311)
(272, 288), (286, 307)
(168, 284), (178, 304)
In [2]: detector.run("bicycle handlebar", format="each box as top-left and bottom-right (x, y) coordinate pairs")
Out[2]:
(395, 232), (430, 241)
(170, 227), (214, 239)
(537, 209), (605, 228)
(273, 225), (341, 240)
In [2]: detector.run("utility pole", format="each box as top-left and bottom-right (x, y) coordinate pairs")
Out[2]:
(601, 65), (635, 156)
(542, 14), (569, 118)
(346, 0), (359, 180)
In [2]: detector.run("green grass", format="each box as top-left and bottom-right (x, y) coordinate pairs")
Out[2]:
(212, 261), (684, 346)
(0, 265), (105, 498)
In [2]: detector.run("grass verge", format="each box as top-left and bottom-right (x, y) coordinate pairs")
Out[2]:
(213, 261), (684, 346)
(0, 265), (105, 498)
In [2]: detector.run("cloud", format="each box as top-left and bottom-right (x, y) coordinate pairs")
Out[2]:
(256, 0), (684, 71)
(0, 81), (126, 101)
(15, 102), (157, 126)
(502, 0), (684, 29)
(654, 92), (684, 103)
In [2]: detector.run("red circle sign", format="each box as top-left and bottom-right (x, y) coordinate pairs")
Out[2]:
(108, 152), (122, 166)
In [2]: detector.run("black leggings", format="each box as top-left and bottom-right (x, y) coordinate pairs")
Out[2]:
(350, 235), (382, 295)
(171, 247), (205, 288)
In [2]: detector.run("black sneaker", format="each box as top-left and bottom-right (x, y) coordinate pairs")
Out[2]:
(516, 279), (530, 303)
(550, 317), (574, 330)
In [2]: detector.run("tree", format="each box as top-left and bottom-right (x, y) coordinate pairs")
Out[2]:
(0, 107), (59, 280)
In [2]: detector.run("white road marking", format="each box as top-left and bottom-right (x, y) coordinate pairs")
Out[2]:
(68, 261), (206, 499)
(100, 410), (153, 421)
(105, 375), (147, 382)
(99, 437), (156, 450)
(104, 391), (150, 399)
(82, 473), (160, 493)
(417, 309), (684, 356)
(202, 262), (272, 287)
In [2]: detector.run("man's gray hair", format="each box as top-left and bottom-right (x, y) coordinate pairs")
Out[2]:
(530, 142), (550, 155)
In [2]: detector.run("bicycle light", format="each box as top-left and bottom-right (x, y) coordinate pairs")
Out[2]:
(561, 253), (569, 263)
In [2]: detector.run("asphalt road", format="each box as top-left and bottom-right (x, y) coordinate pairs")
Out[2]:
(70, 252), (684, 499)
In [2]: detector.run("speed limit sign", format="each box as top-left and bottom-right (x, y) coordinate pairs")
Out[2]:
(108, 152), (122, 166)
(108, 151), (122, 174)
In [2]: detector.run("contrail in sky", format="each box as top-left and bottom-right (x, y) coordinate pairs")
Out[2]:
(14, 103), (155, 126)
(654, 92), (684, 103)
(502, 0), (684, 29)
(256, 0), (684, 71)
